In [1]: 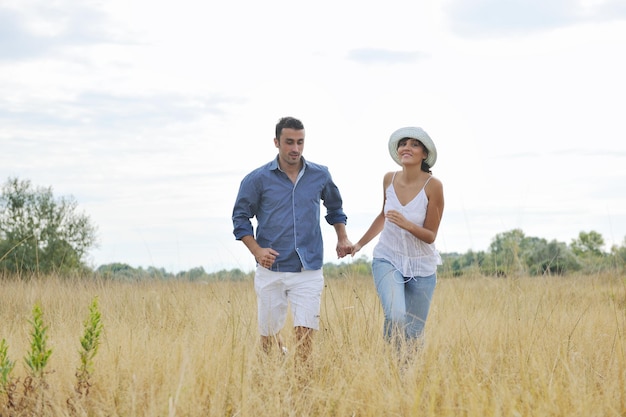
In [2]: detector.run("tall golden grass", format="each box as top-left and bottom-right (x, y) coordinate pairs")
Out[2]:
(0, 270), (625, 416)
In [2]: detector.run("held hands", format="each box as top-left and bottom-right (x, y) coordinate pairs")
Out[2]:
(255, 248), (279, 269)
(350, 242), (363, 257)
(336, 237), (353, 259)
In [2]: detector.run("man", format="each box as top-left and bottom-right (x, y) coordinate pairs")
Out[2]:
(232, 116), (352, 362)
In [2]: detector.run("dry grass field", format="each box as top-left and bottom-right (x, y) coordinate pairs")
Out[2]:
(1, 270), (625, 416)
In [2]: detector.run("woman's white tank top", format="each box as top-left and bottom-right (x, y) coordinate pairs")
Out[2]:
(372, 172), (442, 277)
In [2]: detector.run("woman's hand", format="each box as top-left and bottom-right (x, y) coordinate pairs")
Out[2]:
(385, 210), (411, 230)
(350, 243), (363, 257)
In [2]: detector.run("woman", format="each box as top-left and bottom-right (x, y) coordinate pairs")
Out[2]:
(352, 126), (444, 346)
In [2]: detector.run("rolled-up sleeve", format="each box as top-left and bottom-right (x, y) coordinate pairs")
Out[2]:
(322, 176), (348, 225)
(232, 175), (257, 240)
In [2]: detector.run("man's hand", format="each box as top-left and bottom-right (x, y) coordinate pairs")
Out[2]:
(336, 237), (353, 259)
(254, 248), (280, 269)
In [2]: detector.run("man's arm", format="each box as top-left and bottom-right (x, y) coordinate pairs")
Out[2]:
(241, 235), (280, 269)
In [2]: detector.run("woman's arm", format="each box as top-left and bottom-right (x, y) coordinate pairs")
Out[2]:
(352, 172), (394, 255)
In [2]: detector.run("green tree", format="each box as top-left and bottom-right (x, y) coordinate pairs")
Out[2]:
(487, 229), (528, 276)
(570, 230), (609, 273)
(0, 177), (97, 275)
(571, 230), (605, 257)
(610, 237), (626, 270)
(176, 266), (208, 281)
(95, 263), (139, 280)
(523, 237), (579, 275)
(440, 250), (486, 277)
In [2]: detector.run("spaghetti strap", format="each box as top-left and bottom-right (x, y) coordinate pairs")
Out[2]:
(422, 176), (433, 192)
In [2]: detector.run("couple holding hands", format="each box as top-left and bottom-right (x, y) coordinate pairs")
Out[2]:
(232, 116), (444, 363)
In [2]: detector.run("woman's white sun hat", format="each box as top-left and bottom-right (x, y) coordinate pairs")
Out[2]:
(388, 126), (437, 168)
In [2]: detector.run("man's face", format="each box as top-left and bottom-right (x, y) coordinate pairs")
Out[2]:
(275, 128), (305, 167)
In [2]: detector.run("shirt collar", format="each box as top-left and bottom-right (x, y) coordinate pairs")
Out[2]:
(269, 155), (308, 172)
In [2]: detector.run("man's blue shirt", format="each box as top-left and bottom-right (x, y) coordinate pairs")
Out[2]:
(232, 156), (347, 272)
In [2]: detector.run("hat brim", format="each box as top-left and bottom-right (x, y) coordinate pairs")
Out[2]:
(388, 126), (437, 167)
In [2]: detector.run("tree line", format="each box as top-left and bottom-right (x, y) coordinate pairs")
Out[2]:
(2, 177), (625, 280)
(439, 228), (626, 277)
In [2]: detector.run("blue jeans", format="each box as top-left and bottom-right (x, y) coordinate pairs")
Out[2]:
(372, 258), (437, 342)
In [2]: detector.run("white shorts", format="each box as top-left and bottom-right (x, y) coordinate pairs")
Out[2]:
(254, 266), (324, 336)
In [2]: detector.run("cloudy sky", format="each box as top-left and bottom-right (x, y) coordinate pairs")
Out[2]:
(2, 0), (625, 273)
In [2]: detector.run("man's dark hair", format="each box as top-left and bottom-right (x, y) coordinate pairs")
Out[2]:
(275, 117), (304, 139)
